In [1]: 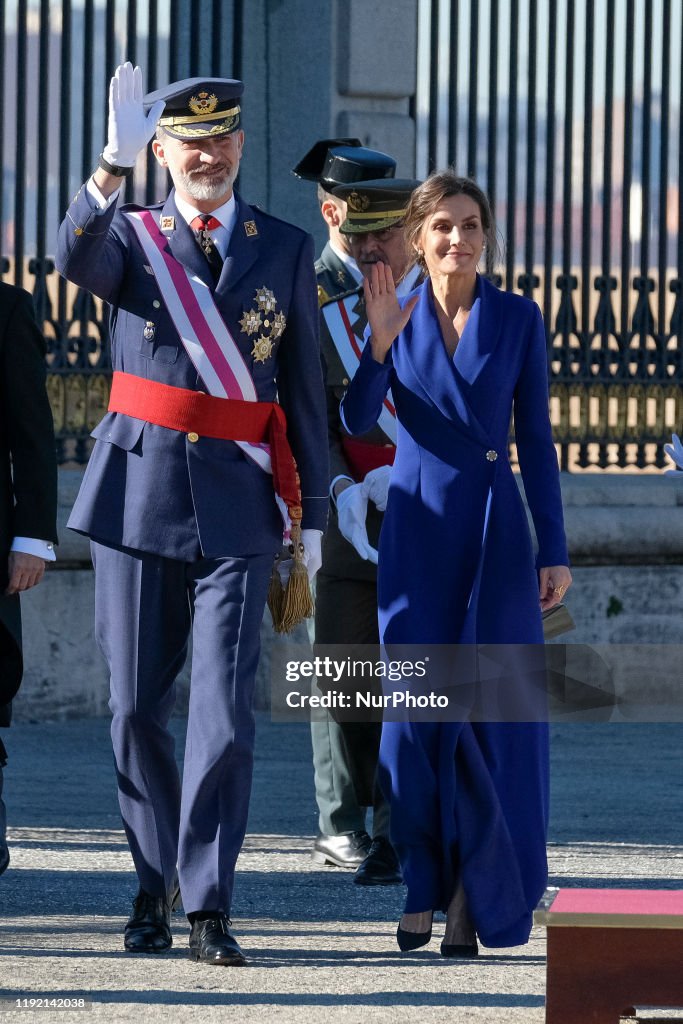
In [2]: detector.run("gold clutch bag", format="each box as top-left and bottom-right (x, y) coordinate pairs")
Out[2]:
(542, 603), (576, 640)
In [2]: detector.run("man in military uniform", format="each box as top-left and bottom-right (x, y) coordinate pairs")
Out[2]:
(317, 179), (422, 885)
(0, 284), (58, 878)
(293, 139), (396, 308)
(56, 64), (328, 964)
(294, 142), (403, 876)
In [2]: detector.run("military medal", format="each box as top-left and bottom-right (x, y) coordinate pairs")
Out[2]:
(251, 336), (274, 363)
(239, 286), (286, 363)
(143, 321), (156, 341)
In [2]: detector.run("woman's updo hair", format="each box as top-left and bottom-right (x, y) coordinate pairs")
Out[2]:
(404, 171), (498, 267)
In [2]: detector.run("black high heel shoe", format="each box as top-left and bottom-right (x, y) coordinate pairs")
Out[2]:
(396, 922), (433, 951)
(440, 938), (479, 958)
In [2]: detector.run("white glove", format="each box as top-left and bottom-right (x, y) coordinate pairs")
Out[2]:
(360, 464), (392, 511)
(336, 484), (378, 563)
(301, 528), (323, 582)
(276, 529), (323, 585)
(664, 433), (683, 472)
(102, 63), (165, 169)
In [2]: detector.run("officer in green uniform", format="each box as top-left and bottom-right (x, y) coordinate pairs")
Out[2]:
(293, 142), (400, 877)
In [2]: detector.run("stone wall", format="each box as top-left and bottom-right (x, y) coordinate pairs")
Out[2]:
(10, 469), (683, 722)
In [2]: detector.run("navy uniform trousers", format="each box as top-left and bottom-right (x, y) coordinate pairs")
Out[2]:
(92, 542), (272, 914)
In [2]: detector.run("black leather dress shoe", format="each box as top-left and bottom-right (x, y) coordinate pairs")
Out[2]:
(124, 888), (172, 953)
(0, 843), (9, 878)
(189, 915), (246, 965)
(354, 837), (403, 886)
(311, 830), (372, 868)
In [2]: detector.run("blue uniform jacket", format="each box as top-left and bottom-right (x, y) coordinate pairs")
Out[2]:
(56, 187), (328, 560)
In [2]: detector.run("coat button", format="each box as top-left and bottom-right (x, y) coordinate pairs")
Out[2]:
(187, 432), (199, 443)
(342, 377), (349, 385)
(486, 449), (497, 461)
(153, 300), (161, 308)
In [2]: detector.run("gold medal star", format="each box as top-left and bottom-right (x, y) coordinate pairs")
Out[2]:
(272, 311), (287, 338)
(251, 336), (274, 363)
(255, 286), (277, 313)
(239, 309), (262, 336)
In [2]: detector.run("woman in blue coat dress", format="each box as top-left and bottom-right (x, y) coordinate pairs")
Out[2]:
(340, 173), (572, 956)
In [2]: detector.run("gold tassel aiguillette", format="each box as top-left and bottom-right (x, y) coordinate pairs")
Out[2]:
(268, 521), (314, 633)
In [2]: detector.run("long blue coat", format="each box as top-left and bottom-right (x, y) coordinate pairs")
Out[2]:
(341, 274), (569, 947)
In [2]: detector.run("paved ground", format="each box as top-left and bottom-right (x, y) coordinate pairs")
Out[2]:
(0, 717), (681, 1023)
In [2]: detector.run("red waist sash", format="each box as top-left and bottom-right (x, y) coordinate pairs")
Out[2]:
(108, 370), (302, 523)
(341, 435), (395, 481)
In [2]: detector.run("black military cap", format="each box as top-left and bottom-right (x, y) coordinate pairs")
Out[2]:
(145, 78), (243, 140)
(292, 138), (363, 180)
(334, 178), (421, 234)
(293, 141), (396, 191)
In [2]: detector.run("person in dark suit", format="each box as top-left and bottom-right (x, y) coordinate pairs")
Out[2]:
(341, 172), (571, 955)
(56, 64), (328, 964)
(0, 282), (58, 877)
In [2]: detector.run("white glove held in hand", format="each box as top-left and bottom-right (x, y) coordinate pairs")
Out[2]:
(360, 464), (391, 512)
(102, 63), (165, 168)
(276, 529), (323, 585)
(300, 529), (323, 582)
(664, 433), (683, 472)
(336, 484), (378, 563)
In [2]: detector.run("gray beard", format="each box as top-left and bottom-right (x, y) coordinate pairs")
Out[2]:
(177, 170), (233, 201)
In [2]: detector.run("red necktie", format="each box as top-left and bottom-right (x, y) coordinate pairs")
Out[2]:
(190, 215), (222, 232)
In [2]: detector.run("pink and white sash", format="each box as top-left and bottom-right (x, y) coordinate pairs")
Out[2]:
(124, 209), (289, 526)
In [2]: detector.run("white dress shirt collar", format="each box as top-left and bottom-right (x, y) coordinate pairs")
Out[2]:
(174, 191), (238, 259)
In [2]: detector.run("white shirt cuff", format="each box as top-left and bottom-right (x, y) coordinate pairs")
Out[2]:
(86, 176), (121, 211)
(11, 537), (57, 562)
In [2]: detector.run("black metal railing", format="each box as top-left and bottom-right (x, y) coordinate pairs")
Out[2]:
(0, 0), (243, 463)
(416, 0), (682, 470)
(1, 0), (680, 471)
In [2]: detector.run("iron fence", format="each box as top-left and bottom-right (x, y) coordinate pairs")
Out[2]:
(1, 0), (681, 470)
(416, 0), (682, 470)
(0, 0), (242, 462)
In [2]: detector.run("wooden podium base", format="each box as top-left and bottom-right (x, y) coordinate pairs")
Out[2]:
(535, 889), (683, 1023)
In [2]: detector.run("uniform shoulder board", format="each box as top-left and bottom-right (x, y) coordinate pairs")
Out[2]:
(321, 283), (363, 308)
(317, 284), (331, 308)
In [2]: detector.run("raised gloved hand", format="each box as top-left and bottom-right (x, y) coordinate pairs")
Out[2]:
(336, 484), (378, 563)
(102, 62), (165, 169)
(664, 433), (683, 472)
(360, 464), (392, 512)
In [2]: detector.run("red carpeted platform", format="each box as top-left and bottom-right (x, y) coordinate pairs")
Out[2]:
(534, 888), (683, 1023)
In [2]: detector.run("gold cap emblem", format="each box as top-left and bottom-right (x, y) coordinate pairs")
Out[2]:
(188, 91), (218, 115)
(346, 191), (370, 213)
